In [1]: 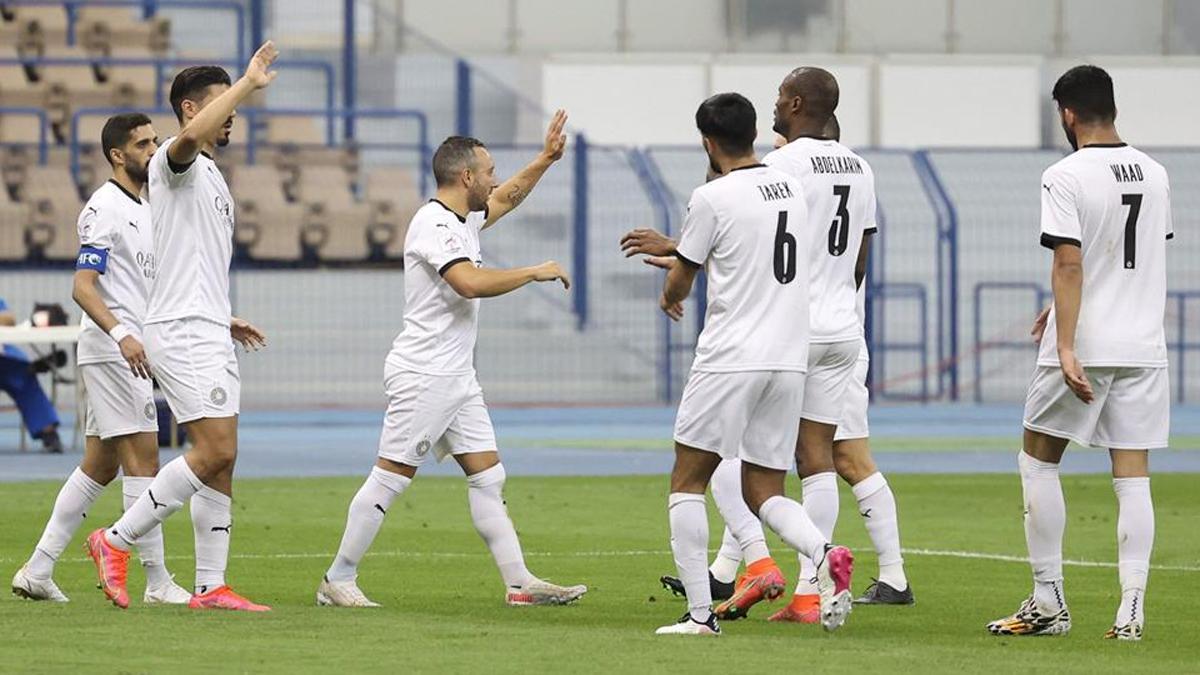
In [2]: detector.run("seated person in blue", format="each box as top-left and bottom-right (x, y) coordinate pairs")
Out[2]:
(0, 297), (63, 453)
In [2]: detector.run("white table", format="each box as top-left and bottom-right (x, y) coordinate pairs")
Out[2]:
(0, 325), (82, 451)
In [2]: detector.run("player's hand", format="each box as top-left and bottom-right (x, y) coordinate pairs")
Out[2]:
(620, 228), (676, 257)
(118, 336), (151, 379)
(1058, 348), (1094, 404)
(231, 317), (267, 351)
(659, 293), (684, 322)
(540, 109), (568, 162)
(533, 261), (571, 290)
(244, 40), (279, 89)
(1031, 306), (1051, 344)
(642, 255), (677, 271)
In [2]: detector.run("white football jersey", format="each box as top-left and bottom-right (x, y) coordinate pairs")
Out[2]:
(74, 180), (156, 365)
(764, 138), (878, 343)
(144, 137), (235, 327)
(387, 200), (485, 375)
(1037, 143), (1172, 368)
(677, 164), (811, 373)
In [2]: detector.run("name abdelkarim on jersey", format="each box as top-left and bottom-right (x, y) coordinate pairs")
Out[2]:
(75, 180), (155, 365)
(388, 200), (485, 376)
(1038, 143), (1173, 368)
(676, 164), (811, 373)
(144, 137), (235, 327)
(764, 137), (878, 343)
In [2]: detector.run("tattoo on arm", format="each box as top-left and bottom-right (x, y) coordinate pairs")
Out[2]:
(506, 184), (528, 208)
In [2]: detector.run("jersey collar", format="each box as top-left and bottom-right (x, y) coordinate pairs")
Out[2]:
(726, 163), (767, 173)
(1080, 142), (1128, 149)
(107, 178), (142, 204)
(429, 198), (467, 224)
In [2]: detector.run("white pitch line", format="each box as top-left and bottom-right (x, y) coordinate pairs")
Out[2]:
(5, 546), (1197, 573)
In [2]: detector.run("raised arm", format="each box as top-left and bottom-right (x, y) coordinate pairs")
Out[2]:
(1050, 243), (1092, 403)
(169, 41), (279, 167)
(72, 270), (150, 378)
(484, 109), (568, 229)
(442, 260), (570, 299)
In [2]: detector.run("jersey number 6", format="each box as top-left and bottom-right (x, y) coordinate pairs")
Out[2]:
(773, 211), (797, 284)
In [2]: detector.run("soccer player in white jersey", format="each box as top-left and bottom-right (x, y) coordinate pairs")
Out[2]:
(650, 93), (853, 637)
(11, 114), (189, 605)
(84, 43), (277, 612)
(987, 65), (1171, 642)
(316, 113), (587, 609)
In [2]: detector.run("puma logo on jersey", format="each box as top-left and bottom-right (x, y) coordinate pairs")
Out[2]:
(1042, 183), (1052, 193)
(127, 221), (139, 231)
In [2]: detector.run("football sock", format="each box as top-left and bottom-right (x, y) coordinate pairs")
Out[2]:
(711, 458), (772, 565)
(852, 471), (907, 590)
(795, 471), (838, 595)
(106, 457), (203, 551)
(709, 528), (742, 584)
(191, 485), (232, 594)
(668, 492), (712, 622)
(1113, 476), (1153, 626)
(28, 467), (105, 579)
(466, 464), (534, 588)
(326, 466), (410, 582)
(759, 495), (826, 563)
(122, 476), (171, 589)
(1018, 451), (1067, 611)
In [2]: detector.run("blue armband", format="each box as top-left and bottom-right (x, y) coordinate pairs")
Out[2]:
(76, 246), (109, 273)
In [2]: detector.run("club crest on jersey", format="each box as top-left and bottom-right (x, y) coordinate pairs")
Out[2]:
(210, 387), (228, 406)
(415, 439), (432, 456)
(214, 195), (233, 230)
(144, 402), (156, 420)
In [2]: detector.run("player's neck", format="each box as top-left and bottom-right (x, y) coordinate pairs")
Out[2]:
(110, 171), (143, 201)
(716, 153), (761, 174)
(785, 118), (826, 142)
(1073, 124), (1122, 149)
(433, 190), (470, 219)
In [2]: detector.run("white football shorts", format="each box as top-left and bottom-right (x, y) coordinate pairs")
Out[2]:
(377, 364), (498, 466)
(1023, 365), (1169, 450)
(673, 370), (805, 471)
(145, 318), (240, 424)
(833, 340), (870, 442)
(801, 339), (860, 425)
(81, 361), (158, 440)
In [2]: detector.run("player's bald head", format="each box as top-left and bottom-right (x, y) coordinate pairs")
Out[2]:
(781, 67), (839, 120)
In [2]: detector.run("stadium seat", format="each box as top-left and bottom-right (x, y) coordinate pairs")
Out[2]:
(230, 165), (304, 261)
(266, 116), (325, 146)
(295, 165), (372, 260)
(0, 64), (44, 109)
(367, 167), (424, 258)
(11, 5), (68, 52)
(0, 110), (46, 145)
(18, 166), (82, 260)
(0, 177), (29, 261)
(77, 6), (169, 56)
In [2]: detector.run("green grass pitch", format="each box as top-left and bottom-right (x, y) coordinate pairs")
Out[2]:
(1, 473), (1197, 673)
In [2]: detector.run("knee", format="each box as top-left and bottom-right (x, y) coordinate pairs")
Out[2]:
(85, 464), (120, 486)
(123, 455), (160, 477)
(834, 450), (875, 485)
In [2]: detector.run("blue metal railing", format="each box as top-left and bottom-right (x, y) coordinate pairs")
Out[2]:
(571, 134), (589, 330)
(871, 282), (930, 401)
(913, 149), (960, 401)
(0, 108), (50, 164)
(3, 0), (247, 60)
(628, 147), (679, 402)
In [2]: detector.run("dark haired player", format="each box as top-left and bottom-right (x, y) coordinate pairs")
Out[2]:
(317, 112), (586, 609)
(13, 114), (190, 605)
(85, 43), (278, 612)
(988, 65), (1171, 642)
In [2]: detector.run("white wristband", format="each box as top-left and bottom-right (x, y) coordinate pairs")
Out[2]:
(108, 324), (133, 343)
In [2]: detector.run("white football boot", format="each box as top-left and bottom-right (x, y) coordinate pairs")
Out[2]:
(144, 575), (193, 605)
(11, 565), (69, 602)
(316, 576), (381, 607)
(655, 611), (721, 636)
(505, 578), (587, 606)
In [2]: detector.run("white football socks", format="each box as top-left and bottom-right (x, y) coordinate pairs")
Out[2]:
(326, 466), (411, 582)
(1018, 451), (1067, 611)
(467, 464), (534, 589)
(107, 457), (203, 551)
(795, 471), (838, 595)
(668, 492), (711, 621)
(122, 476), (172, 589)
(709, 528), (742, 584)
(191, 485), (232, 594)
(852, 471), (908, 590)
(759, 495), (826, 563)
(710, 459), (771, 565)
(28, 467), (106, 579)
(1113, 476), (1153, 627)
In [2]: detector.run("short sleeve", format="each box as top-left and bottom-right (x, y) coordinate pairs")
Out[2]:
(409, 222), (472, 276)
(863, 168), (879, 235)
(1165, 173), (1175, 241)
(151, 138), (198, 189)
(1039, 167), (1082, 249)
(78, 202), (116, 250)
(675, 190), (719, 268)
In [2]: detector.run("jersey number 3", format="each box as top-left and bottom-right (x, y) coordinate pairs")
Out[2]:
(773, 211), (796, 284)
(829, 185), (851, 256)
(1121, 193), (1142, 269)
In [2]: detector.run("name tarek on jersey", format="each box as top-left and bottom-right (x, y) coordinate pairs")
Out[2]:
(756, 181), (796, 202)
(810, 155), (866, 175)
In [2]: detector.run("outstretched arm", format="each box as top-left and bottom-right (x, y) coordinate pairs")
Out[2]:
(442, 260), (570, 299)
(484, 109), (568, 229)
(170, 41), (279, 167)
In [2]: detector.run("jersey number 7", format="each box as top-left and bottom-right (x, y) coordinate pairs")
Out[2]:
(1121, 193), (1142, 269)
